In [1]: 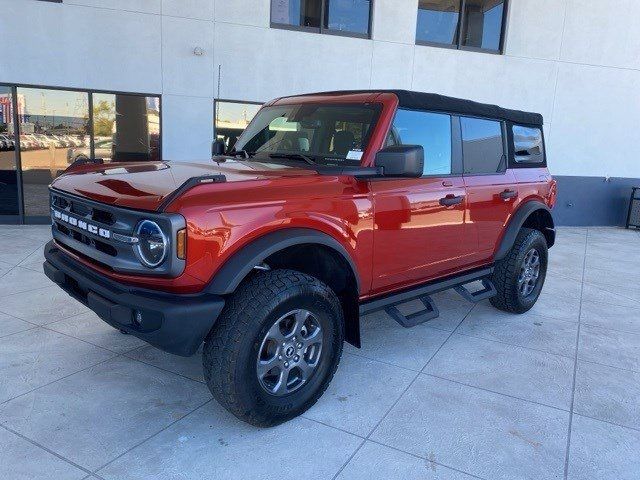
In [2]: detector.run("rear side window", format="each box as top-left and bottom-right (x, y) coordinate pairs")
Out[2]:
(513, 125), (544, 164)
(460, 117), (505, 174)
(387, 109), (452, 176)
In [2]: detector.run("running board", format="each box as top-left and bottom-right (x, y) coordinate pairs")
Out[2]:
(359, 267), (494, 329)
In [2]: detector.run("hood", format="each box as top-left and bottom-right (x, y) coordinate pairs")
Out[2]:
(51, 159), (317, 211)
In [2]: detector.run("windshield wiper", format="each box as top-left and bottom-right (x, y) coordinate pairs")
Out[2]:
(268, 153), (316, 165)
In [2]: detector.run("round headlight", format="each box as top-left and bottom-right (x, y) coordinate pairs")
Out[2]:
(135, 220), (168, 268)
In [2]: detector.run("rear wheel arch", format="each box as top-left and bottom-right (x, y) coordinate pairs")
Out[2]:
(207, 228), (362, 347)
(495, 201), (555, 261)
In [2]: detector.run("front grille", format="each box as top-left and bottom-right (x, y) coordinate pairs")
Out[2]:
(49, 188), (186, 277)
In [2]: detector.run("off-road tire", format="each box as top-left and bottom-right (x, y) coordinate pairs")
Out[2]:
(202, 269), (344, 427)
(490, 227), (548, 314)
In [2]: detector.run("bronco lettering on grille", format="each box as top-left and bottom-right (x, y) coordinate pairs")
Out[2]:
(52, 209), (111, 239)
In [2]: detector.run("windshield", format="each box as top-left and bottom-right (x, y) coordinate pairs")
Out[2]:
(233, 103), (381, 165)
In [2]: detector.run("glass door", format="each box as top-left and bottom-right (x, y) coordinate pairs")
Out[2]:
(0, 86), (20, 222)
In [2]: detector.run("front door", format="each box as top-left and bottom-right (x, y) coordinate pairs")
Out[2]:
(370, 109), (473, 294)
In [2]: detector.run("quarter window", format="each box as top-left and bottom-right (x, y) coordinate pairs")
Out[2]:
(271, 0), (372, 38)
(513, 125), (544, 164)
(460, 117), (505, 174)
(417, 0), (507, 53)
(387, 109), (452, 176)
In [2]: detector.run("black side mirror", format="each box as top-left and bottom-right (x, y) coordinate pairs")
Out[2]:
(212, 139), (225, 157)
(375, 145), (424, 178)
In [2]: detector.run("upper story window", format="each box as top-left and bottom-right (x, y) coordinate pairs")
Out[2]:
(386, 109), (452, 176)
(271, 0), (372, 38)
(416, 0), (507, 53)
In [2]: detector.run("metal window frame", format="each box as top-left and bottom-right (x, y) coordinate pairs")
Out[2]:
(270, 0), (373, 39)
(416, 0), (508, 55)
(0, 82), (162, 225)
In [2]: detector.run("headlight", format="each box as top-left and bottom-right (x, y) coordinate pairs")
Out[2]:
(134, 220), (168, 268)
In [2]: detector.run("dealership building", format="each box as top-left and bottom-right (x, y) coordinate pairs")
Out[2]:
(1, 0), (637, 225)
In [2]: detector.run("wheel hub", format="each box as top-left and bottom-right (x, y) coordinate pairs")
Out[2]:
(256, 309), (323, 396)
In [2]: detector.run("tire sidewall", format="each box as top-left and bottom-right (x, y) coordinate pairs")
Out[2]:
(232, 283), (343, 420)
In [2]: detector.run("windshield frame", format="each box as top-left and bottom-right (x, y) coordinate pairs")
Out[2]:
(231, 100), (385, 167)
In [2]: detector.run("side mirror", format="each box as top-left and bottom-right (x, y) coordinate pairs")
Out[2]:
(212, 139), (225, 157)
(374, 145), (424, 178)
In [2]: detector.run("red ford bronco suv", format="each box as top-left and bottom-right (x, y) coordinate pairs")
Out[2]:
(43, 90), (556, 426)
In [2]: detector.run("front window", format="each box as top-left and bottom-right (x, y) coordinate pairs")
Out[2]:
(234, 103), (380, 165)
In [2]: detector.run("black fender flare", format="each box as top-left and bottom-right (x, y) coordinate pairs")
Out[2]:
(207, 228), (361, 295)
(495, 201), (555, 261)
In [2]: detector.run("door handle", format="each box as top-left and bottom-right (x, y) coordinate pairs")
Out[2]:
(500, 189), (518, 200)
(439, 194), (465, 207)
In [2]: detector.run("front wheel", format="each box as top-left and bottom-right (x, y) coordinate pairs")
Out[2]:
(203, 269), (344, 427)
(490, 227), (548, 313)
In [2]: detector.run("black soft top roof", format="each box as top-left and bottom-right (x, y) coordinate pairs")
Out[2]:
(292, 89), (543, 126)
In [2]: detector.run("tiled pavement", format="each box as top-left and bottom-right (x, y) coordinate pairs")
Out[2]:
(1, 225), (639, 480)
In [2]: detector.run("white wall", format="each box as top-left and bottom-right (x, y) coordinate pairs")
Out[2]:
(1, 0), (638, 178)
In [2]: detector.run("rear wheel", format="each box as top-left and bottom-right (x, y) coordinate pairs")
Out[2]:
(490, 228), (548, 313)
(203, 269), (344, 427)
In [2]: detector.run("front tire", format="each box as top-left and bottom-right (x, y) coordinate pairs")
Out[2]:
(490, 228), (548, 313)
(203, 269), (344, 427)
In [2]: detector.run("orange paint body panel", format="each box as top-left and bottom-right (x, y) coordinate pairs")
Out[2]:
(49, 91), (555, 301)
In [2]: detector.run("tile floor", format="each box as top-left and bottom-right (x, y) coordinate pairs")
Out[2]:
(1, 225), (639, 480)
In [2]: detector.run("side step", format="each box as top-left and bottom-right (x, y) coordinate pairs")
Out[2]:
(385, 294), (439, 328)
(359, 267), (495, 329)
(454, 279), (497, 303)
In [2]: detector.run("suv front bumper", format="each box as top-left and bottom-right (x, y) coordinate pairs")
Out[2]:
(43, 240), (224, 356)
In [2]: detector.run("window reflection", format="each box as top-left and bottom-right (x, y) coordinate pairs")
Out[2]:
(416, 0), (460, 46)
(17, 87), (90, 216)
(416, 0), (506, 52)
(324, 0), (371, 35)
(91, 93), (160, 163)
(460, 0), (505, 51)
(215, 101), (262, 152)
(271, 0), (322, 28)
(0, 86), (19, 216)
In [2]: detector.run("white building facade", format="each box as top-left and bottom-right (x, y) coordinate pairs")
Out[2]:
(1, 0), (638, 225)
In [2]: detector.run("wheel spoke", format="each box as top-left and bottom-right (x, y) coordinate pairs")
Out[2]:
(265, 320), (286, 344)
(256, 356), (280, 379)
(272, 369), (289, 395)
(292, 310), (310, 337)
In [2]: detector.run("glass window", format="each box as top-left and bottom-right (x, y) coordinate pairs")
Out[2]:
(513, 125), (544, 164)
(387, 109), (452, 176)
(416, 0), (460, 46)
(271, 0), (371, 37)
(460, 0), (505, 51)
(271, 0), (321, 28)
(416, 0), (506, 52)
(235, 103), (380, 164)
(0, 86), (19, 216)
(17, 87), (90, 217)
(215, 101), (262, 152)
(92, 93), (160, 163)
(324, 0), (371, 35)
(461, 117), (505, 174)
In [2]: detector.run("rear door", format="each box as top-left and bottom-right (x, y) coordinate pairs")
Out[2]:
(370, 109), (474, 294)
(460, 116), (518, 257)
